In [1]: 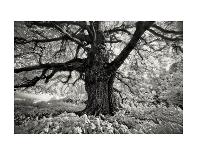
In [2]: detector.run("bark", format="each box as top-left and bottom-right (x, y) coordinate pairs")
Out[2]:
(77, 69), (118, 116)
(77, 46), (117, 116)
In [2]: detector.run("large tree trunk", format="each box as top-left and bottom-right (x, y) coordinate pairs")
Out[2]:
(77, 45), (118, 116)
(82, 69), (117, 116)
(77, 22), (120, 116)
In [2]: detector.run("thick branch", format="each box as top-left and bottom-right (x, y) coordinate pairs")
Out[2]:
(15, 58), (87, 73)
(109, 21), (154, 71)
(15, 58), (87, 88)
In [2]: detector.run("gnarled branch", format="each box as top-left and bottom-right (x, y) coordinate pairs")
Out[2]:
(109, 21), (154, 72)
(15, 58), (87, 73)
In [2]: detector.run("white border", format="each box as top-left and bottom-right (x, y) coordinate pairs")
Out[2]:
(0, 0), (197, 155)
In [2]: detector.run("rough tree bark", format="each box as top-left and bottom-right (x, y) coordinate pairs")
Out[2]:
(82, 67), (116, 115)
(78, 25), (117, 115)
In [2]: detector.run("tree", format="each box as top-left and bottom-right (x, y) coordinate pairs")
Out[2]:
(14, 21), (183, 116)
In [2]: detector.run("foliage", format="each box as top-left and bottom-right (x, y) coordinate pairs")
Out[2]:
(15, 99), (183, 134)
(14, 98), (85, 126)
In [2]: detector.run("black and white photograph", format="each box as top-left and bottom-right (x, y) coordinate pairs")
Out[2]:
(14, 21), (183, 134)
(2, 0), (197, 155)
